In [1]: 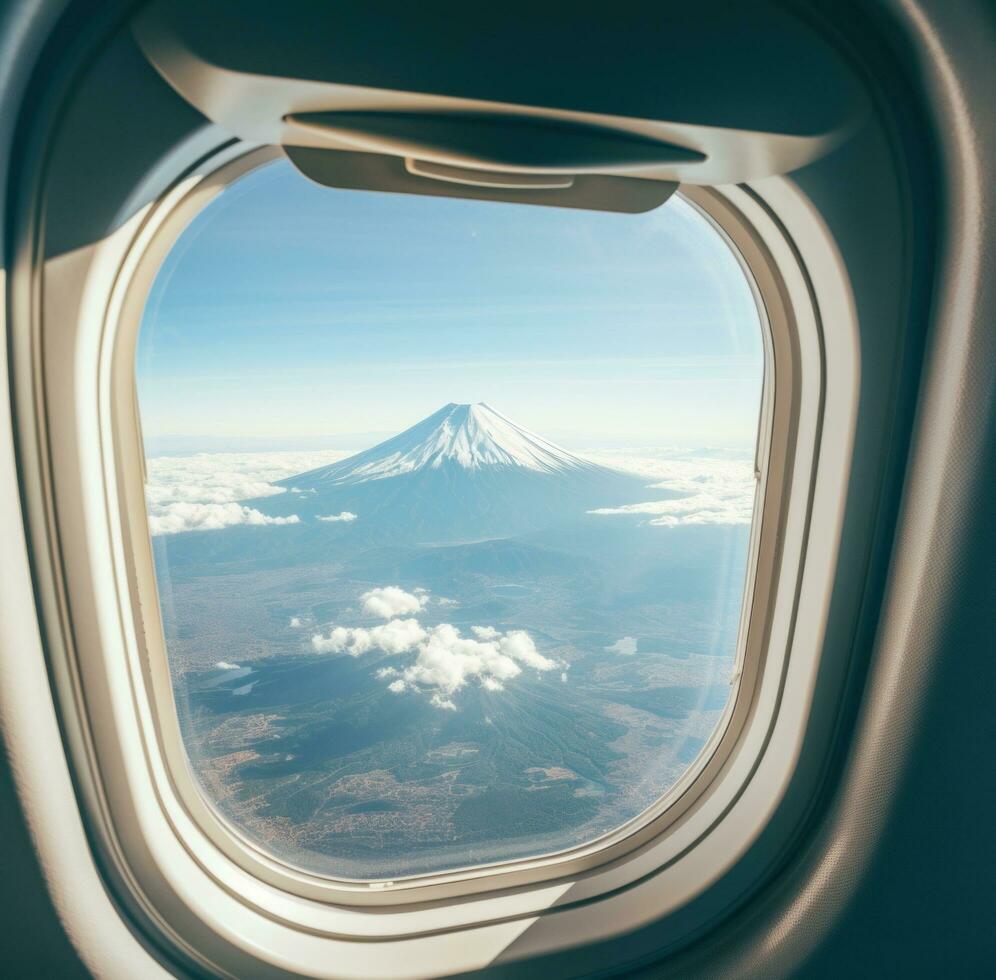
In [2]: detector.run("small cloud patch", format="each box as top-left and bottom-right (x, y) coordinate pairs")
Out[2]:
(360, 586), (427, 619)
(606, 636), (639, 656)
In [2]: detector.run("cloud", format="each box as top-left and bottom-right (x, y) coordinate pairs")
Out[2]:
(360, 586), (427, 619)
(584, 454), (756, 527)
(317, 511), (357, 523)
(144, 448), (350, 537)
(560, 672), (569, 683)
(589, 496), (751, 526)
(498, 630), (554, 671)
(289, 617), (302, 628)
(311, 618), (427, 656)
(310, 590), (556, 708)
(606, 636), (638, 656)
(215, 661), (241, 670)
(399, 623), (556, 705)
(148, 502), (300, 535)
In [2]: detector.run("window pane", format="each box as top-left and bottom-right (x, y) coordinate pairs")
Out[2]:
(137, 159), (764, 880)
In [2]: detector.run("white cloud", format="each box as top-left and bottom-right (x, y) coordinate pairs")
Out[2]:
(499, 630), (554, 671)
(584, 453), (756, 528)
(289, 617), (302, 628)
(395, 623), (556, 704)
(311, 618), (427, 656)
(148, 502), (300, 535)
(310, 589), (556, 708)
(436, 597), (458, 607)
(606, 636), (638, 656)
(360, 586), (427, 619)
(561, 672), (569, 683)
(144, 448), (350, 537)
(215, 661), (241, 670)
(589, 496), (751, 526)
(317, 511), (357, 523)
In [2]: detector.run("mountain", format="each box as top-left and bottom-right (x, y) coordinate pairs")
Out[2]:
(251, 403), (655, 544)
(284, 403), (611, 484)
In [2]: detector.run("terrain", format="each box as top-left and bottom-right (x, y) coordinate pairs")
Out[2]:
(152, 405), (751, 879)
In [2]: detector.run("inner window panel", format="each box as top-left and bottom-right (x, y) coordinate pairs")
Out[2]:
(136, 158), (764, 880)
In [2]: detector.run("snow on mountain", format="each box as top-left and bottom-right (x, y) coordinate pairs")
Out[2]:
(280, 403), (605, 488)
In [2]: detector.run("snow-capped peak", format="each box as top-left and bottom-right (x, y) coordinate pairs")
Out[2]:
(286, 403), (600, 486)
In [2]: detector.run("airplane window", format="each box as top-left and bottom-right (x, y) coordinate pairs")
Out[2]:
(136, 158), (764, 881)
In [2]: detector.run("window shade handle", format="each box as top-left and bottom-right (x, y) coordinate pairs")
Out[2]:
(283, 111), (705, 175)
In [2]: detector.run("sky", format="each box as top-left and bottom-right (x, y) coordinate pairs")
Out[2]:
(137, 158), (763, 455)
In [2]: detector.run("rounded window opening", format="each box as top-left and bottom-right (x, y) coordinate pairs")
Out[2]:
(136, 157), (765, 881)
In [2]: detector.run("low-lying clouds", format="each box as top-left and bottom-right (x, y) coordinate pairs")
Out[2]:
(145, 449), (350, 536)
(311, 589), (556, 708)
(584, 451), (756, 527)
(145, 447), (754, 534)
(361, 586), (427, 619)
(148, 502), (300, 536)
(606, 636), (638, 656)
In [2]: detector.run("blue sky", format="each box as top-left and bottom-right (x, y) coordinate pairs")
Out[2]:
(137, 158), (763, 454)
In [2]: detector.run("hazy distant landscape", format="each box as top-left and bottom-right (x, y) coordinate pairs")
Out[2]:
(149, 404), (755, 878)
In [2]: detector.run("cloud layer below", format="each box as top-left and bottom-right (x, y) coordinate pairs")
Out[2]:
(148, 502), (300, 536)
(145, 449), (350, 535)
(143, 447), (754, 533)
(583, 451), (756, 527)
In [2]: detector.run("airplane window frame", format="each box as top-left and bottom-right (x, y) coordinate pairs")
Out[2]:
(116, 142), (776, 901)
(16, 133), (858, 974)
